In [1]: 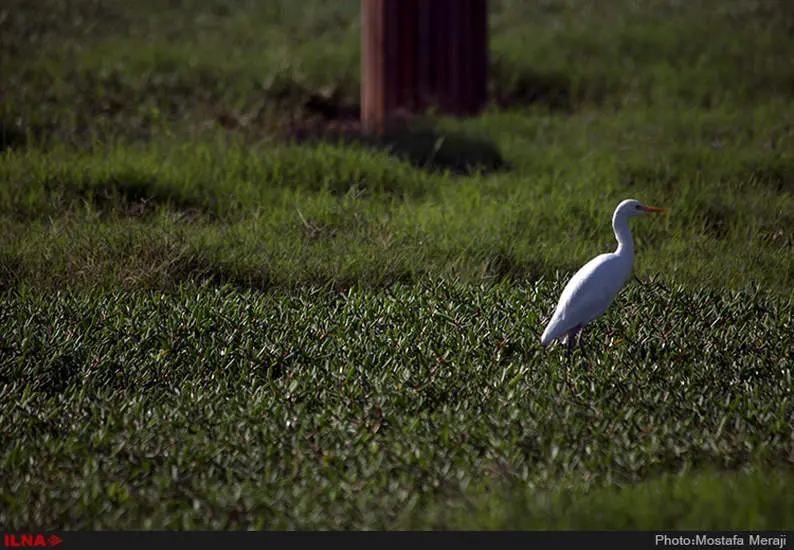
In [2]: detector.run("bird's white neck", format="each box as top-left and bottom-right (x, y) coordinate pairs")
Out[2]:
(612, 212), (634, 257)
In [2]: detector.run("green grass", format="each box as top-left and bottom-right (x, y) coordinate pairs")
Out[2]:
(2, 0), (794, 530)
(2, 281), (793, 529)
(437, 468), (794, 530)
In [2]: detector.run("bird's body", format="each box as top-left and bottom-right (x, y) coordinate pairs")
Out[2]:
(540, 251), (632, 347)
(540, 199), (665, 357)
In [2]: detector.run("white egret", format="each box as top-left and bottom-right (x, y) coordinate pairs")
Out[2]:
(540, 199), (665, 361)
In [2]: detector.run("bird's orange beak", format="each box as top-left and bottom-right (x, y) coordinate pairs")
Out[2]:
(640, 205), (665, 213)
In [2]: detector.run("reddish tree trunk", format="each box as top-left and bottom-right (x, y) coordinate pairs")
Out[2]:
(361, 0), (488, 134)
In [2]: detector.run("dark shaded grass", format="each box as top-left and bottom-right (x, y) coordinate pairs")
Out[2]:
(0, 143), (437, 222)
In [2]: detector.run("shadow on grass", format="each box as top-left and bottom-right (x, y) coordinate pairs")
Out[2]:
(21, 170), (211, 221)
(174, 253), (424, 296)
(621, 151), (794, 194)
(259, 66), (580, 175)
(480, 250), (545, 283)
(0, 251), (23, 293)
(736, 155), (794, 193)
(0, 117), (28, 152)
(89, 172), (206, 212)
(285, 111), (510, 176)
(262, 59), (613, 174)
(2, 243), (551, 296)
(489, 59), (579, 112)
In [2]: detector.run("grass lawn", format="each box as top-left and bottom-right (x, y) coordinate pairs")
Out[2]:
(1, 0), (794, 530)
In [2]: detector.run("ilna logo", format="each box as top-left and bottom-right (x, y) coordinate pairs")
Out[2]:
(3, 535), (62, 547)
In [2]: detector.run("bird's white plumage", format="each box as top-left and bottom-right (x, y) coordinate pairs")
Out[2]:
(540, 199), (664, 349)
(540, 252), (632, 346)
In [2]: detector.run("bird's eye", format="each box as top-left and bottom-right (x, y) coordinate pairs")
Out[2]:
(635, 205), (642, 210)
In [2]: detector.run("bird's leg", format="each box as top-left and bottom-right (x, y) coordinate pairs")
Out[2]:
(577, 327), (587, 356)
(564, 342), (575, 393)
(565, 331), (575, 365)
(563, 331), (579, 396)
(574, 326), (594, 374)
(565, 326), (581, 370)
(565, 336), (573, 361)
